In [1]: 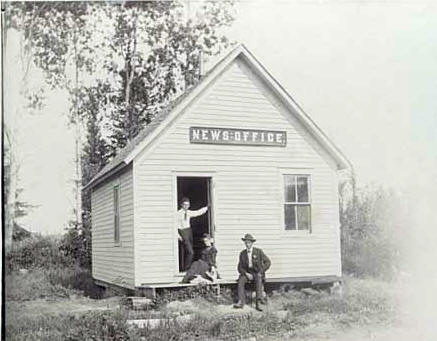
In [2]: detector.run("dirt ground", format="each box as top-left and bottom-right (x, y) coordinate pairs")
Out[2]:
(7, 294), (436, 341)
(304, 324), (437, 341)
(6, 296), (120, 318)
(7, 273), (437, 341)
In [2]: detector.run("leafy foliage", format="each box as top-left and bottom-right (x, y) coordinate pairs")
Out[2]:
(339, 173), (408, 279)
(5, 265), (121, 302)
(6, 1), (235, 269)
(6, 235), (69, 272)
(97, 1), (235, 153)
(7, 1), (235, 148)
(60, 221), (92, 269)
(6, 227), (91, 272)
(4, 128), (36, 249)
(6, 1), (92, 91)
(78, 83), (112, 267)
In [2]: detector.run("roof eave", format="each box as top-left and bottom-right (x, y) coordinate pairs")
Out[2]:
(83, 161), (128, 191)
(123, 45), (246, 165)
(85, 45), (246, 191)
(83, 43), (352, 191)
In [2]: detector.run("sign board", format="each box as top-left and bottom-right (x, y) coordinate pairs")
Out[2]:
(189, 127), (287, 147)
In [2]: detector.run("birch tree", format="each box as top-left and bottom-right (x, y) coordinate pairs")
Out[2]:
(5, 1), (234, 262)
(6, 2), (97, 228)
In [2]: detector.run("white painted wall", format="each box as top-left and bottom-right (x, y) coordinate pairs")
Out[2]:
(133, 56), (342, 286)
(91, 165), (135, 288)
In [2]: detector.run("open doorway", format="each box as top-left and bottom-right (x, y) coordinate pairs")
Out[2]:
(177, 176), (213, 272)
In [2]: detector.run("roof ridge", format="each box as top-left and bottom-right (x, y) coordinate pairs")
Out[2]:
(84, 43), (351, 191)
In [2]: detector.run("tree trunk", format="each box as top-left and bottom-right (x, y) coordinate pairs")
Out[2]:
(124, 14), (137, 141)
(3, 8), (13, 250)
(73, 29), (82, 228)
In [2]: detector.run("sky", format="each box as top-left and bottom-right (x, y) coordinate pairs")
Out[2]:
(230, 1), (437, 187)
(4, 0), (437, 235)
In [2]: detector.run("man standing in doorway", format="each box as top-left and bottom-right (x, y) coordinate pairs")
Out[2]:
(177, 197), (208, 271)
(234, 233), (271, 311)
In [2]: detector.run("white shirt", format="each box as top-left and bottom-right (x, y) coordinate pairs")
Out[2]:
(247, 247), (253, 268)
(177, 207), (208, 230)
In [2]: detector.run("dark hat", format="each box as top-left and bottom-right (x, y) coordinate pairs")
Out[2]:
(241, 233), (256, 242)
(181, 197), (190, 204)
(202, 233), (212, 239)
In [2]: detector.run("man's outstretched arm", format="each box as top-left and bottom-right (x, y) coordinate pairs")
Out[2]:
(189, 206), (208, 217)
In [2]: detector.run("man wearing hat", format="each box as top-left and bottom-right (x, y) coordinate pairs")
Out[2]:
(234, 233), (271, 311)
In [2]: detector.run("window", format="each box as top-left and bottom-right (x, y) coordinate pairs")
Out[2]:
(113, 185), (120, 243)
(283, 175), (311, 231)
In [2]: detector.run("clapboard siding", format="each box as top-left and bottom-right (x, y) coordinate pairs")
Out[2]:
(133, 56), (342, 286)
(91, 165), (135, 288)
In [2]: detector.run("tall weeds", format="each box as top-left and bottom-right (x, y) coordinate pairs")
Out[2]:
(339, 175), (409, 280)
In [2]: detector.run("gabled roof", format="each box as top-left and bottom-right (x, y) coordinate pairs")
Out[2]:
(84, 44), (351, 190)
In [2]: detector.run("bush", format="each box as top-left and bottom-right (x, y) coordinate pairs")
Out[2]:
(5, 235), (71, 272)
(5, 266), (111, 301)
(59, 221), (91, 269)
(339, 177), (408, 280)
(6, 222), (92, 273)
(5, 229), (116, 301)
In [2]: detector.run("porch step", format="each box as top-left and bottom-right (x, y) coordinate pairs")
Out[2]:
(139, 275), (341, 289)
(123, 297), (154, 310)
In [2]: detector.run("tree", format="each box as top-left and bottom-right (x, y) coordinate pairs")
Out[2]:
(6, 1), (235, 266)
(78, 82), (112, 229)
(100, 1), (235, 154)
(6, 1), (96, 227)
(4, 128), (15, 250)
(339, 172), (407, 280)
(4, 128), (36, 250)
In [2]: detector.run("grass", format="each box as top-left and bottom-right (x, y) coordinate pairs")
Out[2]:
(278, 277), (398, 338)
(6, 307), (304, 341)
(6, 274), (399, 341)
(5, 266), (125, 302)
(6, 268), (80, 302)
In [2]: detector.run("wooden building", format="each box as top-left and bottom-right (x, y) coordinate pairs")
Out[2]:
(84, 45), (351, 292)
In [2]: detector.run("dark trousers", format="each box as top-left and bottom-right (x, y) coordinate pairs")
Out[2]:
(178, 228), (194, 270)
(182, 259), (210, 283)
(237, 271), (263, 304)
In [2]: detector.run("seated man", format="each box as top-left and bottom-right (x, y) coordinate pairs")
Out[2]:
(234, 233), (271, 311)
(182, 233), (218, 284)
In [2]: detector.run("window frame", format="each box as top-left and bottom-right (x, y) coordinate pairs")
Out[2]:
(280, 171), (312, 234)
(113, 183), (121, 246)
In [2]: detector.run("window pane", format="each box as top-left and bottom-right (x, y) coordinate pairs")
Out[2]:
(284, 175), (296, 202)
(114, 216), (120, 241)
(114, 186), (120, 242)
(297, 205), (311, 230)
(284, 204), (296, 230)
(113, 187), (119, 214)
(297, 176), (309, 202)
